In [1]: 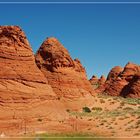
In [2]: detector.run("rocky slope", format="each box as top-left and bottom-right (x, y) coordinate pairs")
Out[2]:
(0, 26), (95, 135)
(0, 26), (68, 135)
(35, 37), (94, 109)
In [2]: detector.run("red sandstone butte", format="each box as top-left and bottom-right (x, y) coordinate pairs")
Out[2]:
(35, 37), (94, 101)
(105, 62), (140, 97)
(0, 26), (67, 135)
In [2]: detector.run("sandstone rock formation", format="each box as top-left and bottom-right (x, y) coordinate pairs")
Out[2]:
(104, 62), (140, 97)
(106, 66), (124, 81)
(0, 26), (67, 135)
(125, 74), (140, 98)
(89, 63), (140, 98)
(35, 37), (94, 101)
(89, 75), (99, 86)
(98, 75), (106, 85)
(89, 75), (106, 93)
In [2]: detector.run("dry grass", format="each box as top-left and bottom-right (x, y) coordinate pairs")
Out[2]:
(67, 94), (140, 137)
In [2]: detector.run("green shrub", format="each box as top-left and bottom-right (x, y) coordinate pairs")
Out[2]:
(123, 107), (134, 111)
(92, 107), (103, 112)
(123, 98), (140, 105)
(82, 107), (91, 113)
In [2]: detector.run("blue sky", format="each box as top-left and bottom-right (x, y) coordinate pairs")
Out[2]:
(0, 1), (140, 79)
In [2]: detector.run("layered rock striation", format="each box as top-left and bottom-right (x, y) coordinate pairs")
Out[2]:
(35, 37), (94, 99)
(104, 62), (140, 98)
(0, 26), (68, 135)
(89, 63), (140, 98)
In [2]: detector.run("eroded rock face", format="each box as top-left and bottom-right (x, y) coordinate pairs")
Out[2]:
(104, 62), (140, 97)
(99, 75), (106, 85)
(0, 26), (47, 83)
(89, 75), (98, 86)
(120, 62), (140, 81)
(0, 26), (67, 135)
(104, 66), (125, 96)
(107, 66), (124, 81)
(89, 75), (106, 93)
(35, 37), (94, 99)
(126, 74), (140, 98)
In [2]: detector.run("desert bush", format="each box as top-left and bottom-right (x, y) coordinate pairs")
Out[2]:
(101, 119), (107, 123)
(92, 107), (103, 112)
(125, 128), (131, 131)
(136, 116), (140, 119)
(136, 120), (140, 125)
(110, 101), (116, 105)
(133, 133), (140, 136)
(100, 99), (105, 104)
(82, 107), (91, 113)
(88, 118), (92, 121)
(111, 130), (115, 133)
(131, 114), (136, 117)
(128, 120), (134, 124)
(37, 118), (42, 122)
(120, 102), (125, 106)
(107, 111), (123, 117)
(108, 98), (112, 102)
(66, 109), (70, 112)
(112, 118), (116, 121)
(100, 123), (104, 125)
(123, 107), (134, 111)
(123, 98), (140, 105)
(108, 126), (113, 129)
(113, 97), (120, 101)
(118, 117), (124, 120)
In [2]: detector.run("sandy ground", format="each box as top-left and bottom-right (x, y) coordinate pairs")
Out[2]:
(0, 94), (140, 139)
